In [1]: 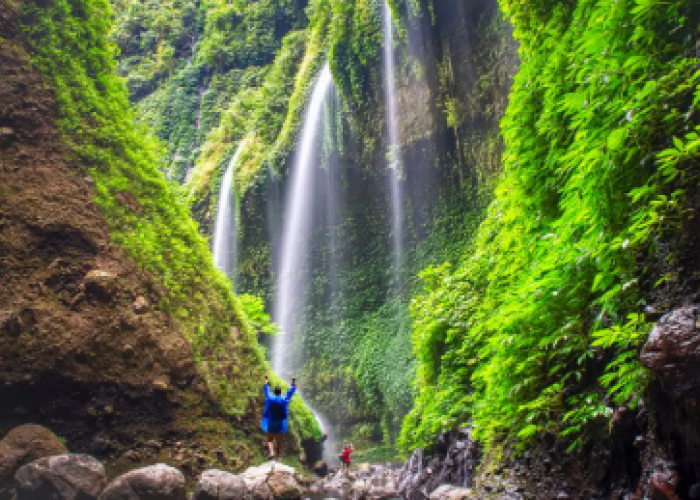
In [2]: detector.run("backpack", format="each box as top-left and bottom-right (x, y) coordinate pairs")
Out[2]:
(268, 399), (286, 421)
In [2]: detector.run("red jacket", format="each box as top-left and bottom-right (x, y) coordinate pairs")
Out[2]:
(342, 448), (353, 463)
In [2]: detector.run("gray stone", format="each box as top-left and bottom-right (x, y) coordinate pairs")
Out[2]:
(14, 454), (106, 500)
(192, 470), (247, 500)
(641, 305), (700, 396)
(99, 464), (186, 500)
(0, 424), (68, 500)
(428, 484), (473, 499)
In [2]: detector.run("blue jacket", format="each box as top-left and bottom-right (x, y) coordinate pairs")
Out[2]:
(260, 383), (296, 434)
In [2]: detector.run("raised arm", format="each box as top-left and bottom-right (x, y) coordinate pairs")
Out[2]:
(263, 374), (271, 399)
(285, 377), (296, 402)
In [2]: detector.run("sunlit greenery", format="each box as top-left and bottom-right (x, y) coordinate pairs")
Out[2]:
(400, 0), (700, 454)
(19, 0), (320, 446)
(30, 0), (700, 469)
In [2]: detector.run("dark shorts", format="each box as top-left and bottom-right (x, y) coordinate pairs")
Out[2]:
(267, 420), (284, 434)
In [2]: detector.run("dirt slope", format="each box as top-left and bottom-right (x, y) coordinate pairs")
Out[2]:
(0, 2), (267, 480)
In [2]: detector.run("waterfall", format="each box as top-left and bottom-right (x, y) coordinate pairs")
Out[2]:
(383, 1), (405, 292)
(212, 144), (243, 284)
(272, 61), (336, 463)
(272, 62), (333, 376)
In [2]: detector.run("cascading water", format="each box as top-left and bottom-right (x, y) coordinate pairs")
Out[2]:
(272, 62), (337, 461)
(212, 144), (243, 284)
(383, 1), (405, 292)
(273, 63), (333, 376)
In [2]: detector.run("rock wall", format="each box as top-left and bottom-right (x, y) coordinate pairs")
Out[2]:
(397, 306), (700, 500)
(0, 2), (286, 480)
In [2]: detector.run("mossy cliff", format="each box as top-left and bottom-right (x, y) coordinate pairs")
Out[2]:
(112, 0), (518, 454)
(0, 0), (319, 479)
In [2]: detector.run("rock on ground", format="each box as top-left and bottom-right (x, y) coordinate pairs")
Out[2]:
(399, 429), (480, 500)
(309, 467), (401, 500)
(428, 485), (473, 499)
(191, 469), (247, 499)
(193, 462), (307, 500)
(238, 462), (305, 499)
(14, 454), (106, 500)
(0, 424), (68, 500)
(99, 463), (186, 500)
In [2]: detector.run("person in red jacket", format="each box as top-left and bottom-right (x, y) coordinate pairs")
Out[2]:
(341, 442), (354, 472)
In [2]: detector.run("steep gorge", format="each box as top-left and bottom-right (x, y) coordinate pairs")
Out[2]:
(2, 0), (700, 497)
(0, 0), (318, 479)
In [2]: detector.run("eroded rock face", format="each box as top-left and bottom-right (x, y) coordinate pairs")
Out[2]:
(99, 463), (186, 500)
(399, 429), (481, 500)
(641, 305), (700, 396)
(14, 454), (106, 500)
(0, 424), (67, 500)
(191, 469), (247, 500)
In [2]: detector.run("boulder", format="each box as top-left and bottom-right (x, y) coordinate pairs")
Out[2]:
(14, 454), (106, 500)
(191, 469), (247, 500)
(99, 464), (186, 500)
(266, 470), (303, 499)
(428, 485), (473, 499)
(0, 424), (68, 500)
(641, 305), (700, 396)
(428, 484), (474, 500)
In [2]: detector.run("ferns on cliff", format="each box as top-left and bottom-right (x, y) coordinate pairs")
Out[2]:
(400, 0), (700, 453)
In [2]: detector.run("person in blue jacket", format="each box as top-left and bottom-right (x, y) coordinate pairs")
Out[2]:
(261, 374), (296, 461)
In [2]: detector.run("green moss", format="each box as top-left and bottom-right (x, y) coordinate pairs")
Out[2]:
(19, 0), (320, 446)
(400, 0), (700, 453)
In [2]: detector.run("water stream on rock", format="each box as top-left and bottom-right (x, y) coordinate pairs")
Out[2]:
(212, 144), (243, 285)
(271, 63), (337, 462)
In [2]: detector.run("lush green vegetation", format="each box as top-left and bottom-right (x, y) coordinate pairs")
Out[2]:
(18, 0), (320, 446)
(100, 0), (700, 465)
(400, 0), (700, 454)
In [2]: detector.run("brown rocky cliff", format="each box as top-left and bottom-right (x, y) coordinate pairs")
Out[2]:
(0, 2), (261, 480)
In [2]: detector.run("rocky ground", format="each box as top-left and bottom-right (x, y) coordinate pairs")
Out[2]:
(3, 302), (700, 500)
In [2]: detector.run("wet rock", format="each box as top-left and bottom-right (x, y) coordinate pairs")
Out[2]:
(192, 470), (247, 500)
(99, 463), (186, 500)
(0, 424), (68, 500)
(399, 430), (481, 500)
(428, 485), (473, 499)
(14, 454), (106, 500)
(641, 305), (700, 396)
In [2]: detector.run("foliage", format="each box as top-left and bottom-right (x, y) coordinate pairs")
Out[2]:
(239, 294), (280, 336)
(400, 0), (700, 453)
(111, 0), (310, 179)
(18, 0), (321, 444)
